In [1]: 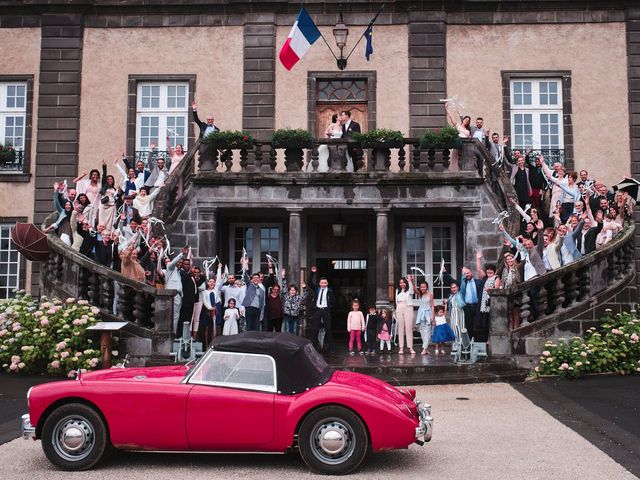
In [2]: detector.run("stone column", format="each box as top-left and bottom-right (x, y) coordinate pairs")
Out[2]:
(287, 208), (303, 287)
(197, 206), (218, 260)
(375, 208), (390, 306)
(461, 206), (481, 268)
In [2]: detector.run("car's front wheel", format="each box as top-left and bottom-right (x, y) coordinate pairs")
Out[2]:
(298, 405), (368, 475)
(41, 403), (108, 471)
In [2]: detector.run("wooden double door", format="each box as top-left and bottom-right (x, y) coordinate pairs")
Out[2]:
(315, 104), (368, 138)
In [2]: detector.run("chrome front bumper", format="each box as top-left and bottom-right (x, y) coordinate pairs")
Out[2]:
(414, 401), (433, 445)
(21, 414), (36, 440)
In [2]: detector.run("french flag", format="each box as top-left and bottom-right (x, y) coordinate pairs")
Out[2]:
(279, 8), (321, 71)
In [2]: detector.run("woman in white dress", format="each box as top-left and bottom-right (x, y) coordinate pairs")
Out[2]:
(309, 114), (353, 172)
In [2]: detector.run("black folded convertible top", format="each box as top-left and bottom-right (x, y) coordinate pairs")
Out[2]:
(210, 332), (334, 395)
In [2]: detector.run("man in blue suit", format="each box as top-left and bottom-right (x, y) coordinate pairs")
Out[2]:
(444, 266), (485, 340)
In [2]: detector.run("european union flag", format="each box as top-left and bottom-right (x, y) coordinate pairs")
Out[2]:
(364, 25), (373, 61)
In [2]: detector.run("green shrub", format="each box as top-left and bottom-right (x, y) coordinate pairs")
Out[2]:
(202, 130), (254, 149)
(419, 125), (462, 149)
(352, 129), (404, 148)
(532, 310), (640, 379)
(0, 291), (120, 376)
(271, 128), (314, 149)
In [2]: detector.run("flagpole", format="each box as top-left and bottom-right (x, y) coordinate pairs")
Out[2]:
(344, 4), (385, 61)
(318, 31), (340, 61)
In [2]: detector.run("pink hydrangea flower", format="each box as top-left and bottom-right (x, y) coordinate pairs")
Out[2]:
(50, 360), (60, 369)
(60, 351), (69, 359)
(67, 370), (76, 378)
(559, 363), (569, 370)
(0, 329), (7, 337)
(630, 333), (639, 343)
(40, 318), (49, 327)
(542, 351), (551, 357)
(9, 363), (18, 371)
(11, 355), (20, 363)
(66, 298), (75, 304)
(56, 341), (66, 351)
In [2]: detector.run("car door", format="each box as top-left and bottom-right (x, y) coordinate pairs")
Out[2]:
(185, 351), (275, 450)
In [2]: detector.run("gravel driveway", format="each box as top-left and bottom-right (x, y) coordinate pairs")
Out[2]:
(2, 383), (635, 480)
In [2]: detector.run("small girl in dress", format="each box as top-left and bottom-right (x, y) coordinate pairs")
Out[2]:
(432, 305), (455, 355)
(223, 299), (240, 336)
(347, 300), (365, 355)
(377, 309), (393, 353)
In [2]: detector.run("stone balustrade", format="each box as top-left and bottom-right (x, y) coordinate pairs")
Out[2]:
(41, 213), (177, 365)
(489, 221), (636, 360)
(195, 137), (483, 175)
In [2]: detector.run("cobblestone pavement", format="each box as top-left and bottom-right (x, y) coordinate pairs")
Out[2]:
(1, 383), (636, 480)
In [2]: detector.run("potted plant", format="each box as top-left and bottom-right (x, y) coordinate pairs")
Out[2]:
(353, 129), (404, 171)
(271, 128), (314, 171)
(418, 125), (461, 171)
(0, 143), (16, 165)
(200, 131), (254, 172)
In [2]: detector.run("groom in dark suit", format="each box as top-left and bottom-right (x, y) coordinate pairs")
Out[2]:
(340, 110), (363, 171)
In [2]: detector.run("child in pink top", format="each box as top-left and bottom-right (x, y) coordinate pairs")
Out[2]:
(347, 300), (365, 356)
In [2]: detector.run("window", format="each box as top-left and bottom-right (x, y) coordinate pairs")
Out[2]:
(317, 79), (367, 101)
(188, 350), (277, 393)
(402, 223), (457, 302)
(510, 79), (563, 164)
(230, 224), (282, 275)
(0, 224), (23, 299)
(135, 82), (189, 153)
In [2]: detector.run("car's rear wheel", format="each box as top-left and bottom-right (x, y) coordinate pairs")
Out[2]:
(41, 403), (107, 471)
(298, 405), (368, 475)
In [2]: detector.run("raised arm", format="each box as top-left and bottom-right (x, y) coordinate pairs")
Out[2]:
(73, 171), (87, 184)
(444, 102), (459, 127)
(475, 250), (486, 280)
(498, 223), (517, 248)
(509, 197), (531, 222)
(166, 135), (175, 158)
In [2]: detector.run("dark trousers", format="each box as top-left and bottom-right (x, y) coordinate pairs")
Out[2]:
(366, 329), (378, 352)
(531, 188), (543, 212)
(463, 304), (478, 340)
(284, 314), (298, 335)
(177, 301), (194, 338)
(311, 308), (333, 351)
(269, 317), (283, 332)
(245, 306), (261, 331)
(561, 202), (574, 224)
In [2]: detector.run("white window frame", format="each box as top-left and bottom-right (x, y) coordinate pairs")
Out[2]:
(401, 222), (457, 302)
(135, 82), (189, 152)
(0, 82), (27, 151)
(509, 78), (564, 152)
(0, 224), (23, 299)
(186, 350), (277, 393)
(229, 223), (283, 275)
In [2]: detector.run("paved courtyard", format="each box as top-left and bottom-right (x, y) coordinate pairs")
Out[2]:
(1, 383), (636, 480)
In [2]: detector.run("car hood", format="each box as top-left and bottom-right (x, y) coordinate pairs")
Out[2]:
(327, 370), (415, 406)
(79, 365), (188, 384)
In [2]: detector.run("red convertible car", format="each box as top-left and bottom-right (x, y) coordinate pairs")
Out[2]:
(22, 332), (433, 475)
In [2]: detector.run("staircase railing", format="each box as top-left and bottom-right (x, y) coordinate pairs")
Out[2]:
(41, 212), (177, 363)
(489, 221), (636, 357)
(151, 139), (200, 224)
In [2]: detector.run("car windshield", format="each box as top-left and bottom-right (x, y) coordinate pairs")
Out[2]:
(185, 349), (277, 392)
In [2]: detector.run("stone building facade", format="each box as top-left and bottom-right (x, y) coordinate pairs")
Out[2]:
(0, 0), (638, 326)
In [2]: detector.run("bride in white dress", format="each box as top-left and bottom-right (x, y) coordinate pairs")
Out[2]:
(309, 114), (353, 172)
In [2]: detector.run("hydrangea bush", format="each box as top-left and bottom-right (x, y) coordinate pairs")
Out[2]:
(533, 310), (640, 379)
(0, 291), (119, 376)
